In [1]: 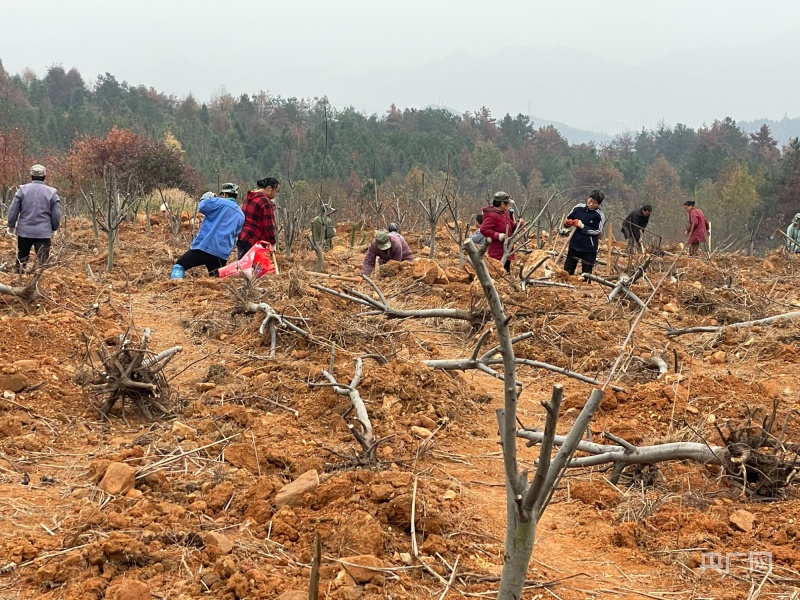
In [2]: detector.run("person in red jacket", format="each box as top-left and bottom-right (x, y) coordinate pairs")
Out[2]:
(237, 177), (279, 259)
(684, 200), (709, 256)
(480, 191), (524, 272)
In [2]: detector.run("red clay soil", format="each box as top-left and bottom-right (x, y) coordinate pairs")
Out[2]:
(0, 221), (798, 600)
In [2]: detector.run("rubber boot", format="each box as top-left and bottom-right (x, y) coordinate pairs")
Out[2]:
(170, 264), (185, 279)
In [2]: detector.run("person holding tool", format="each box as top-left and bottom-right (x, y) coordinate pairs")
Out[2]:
(480, 191), (524, 273)
(563, 189), (606, 276)
(621, 204), (652, 254)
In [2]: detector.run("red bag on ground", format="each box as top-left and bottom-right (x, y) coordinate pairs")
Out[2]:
(218, 241), (275, 279)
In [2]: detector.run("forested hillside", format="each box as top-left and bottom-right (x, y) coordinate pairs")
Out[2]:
(1, 62), (799, 249)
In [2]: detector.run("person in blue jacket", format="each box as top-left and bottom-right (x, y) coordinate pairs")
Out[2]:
(563, 189), (606, 276)
(171, 183), (245, 279)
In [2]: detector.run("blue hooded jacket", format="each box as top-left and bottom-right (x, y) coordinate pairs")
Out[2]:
(191, 196), (245, 260)
(567, 203), (606, 253)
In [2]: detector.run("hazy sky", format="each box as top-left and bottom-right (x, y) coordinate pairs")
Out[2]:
(2, 0), (799, 129)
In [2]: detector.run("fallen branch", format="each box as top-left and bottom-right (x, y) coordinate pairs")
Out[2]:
(305, 272), (362, 283)
(424, 329), (625, 391)
(666, 310), (800, 337)
(311, 283), (485, 328)
(424, 356), (625, 392)
(518, 403), (800, 497)
(582, 273), (646, 309)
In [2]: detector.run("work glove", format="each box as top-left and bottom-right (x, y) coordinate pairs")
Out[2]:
(6, 227), (15, 237)
(564, 219), (575, 227)
(574, 220), (585, 229)
(497, 233), (507, 242)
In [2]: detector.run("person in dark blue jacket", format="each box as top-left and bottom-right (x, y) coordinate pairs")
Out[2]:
(563, 189), (606, 276)
(171, 184), (245, 279)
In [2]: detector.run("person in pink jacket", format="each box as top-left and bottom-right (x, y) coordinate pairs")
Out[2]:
(684, 200), (709, 256)
(480, 191), (524, 272)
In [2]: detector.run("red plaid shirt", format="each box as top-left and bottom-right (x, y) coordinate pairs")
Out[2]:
(239, 190), (276, 247)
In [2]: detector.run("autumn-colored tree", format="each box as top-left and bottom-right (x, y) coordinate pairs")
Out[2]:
(777, 138), (800, 216)
(699, 117), (750, 158)
(571, 155), (632, 220)
(639, 157), (688, 242)
(0, 128), (31, 189)
(44, 65), (86, 110)
(67, 127), (195, 195)
(531, 126), (570, 186)
(701, 161), (760, 249)
(749, 124), (780, 166)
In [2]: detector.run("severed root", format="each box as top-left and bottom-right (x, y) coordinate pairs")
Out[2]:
(92, 328), (182, 419)
(233, 302), (310, 358)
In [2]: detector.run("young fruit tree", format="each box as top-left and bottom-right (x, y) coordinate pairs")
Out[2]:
(461, 238), (605, 598)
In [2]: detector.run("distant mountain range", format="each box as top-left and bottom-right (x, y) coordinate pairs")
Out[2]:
(335, 30), (800, 141)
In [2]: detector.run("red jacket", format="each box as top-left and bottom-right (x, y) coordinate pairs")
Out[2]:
(480, 205), (517, 261)
(239, 190), (276, 247)
(686, 208), (708, 244)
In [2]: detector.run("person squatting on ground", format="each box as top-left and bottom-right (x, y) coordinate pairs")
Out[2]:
(480, 191), (523, 273)
(786, 213), (800, 253)
(684, 200), (709, 256)
(470, 214), (486, 245)
(7, 164), (61, 273)
(311, 204), (337, 249)
(361, 229), (413, 276)
(171, 184), (244, 278)
(237, 177), (279, 259)
(563, 189), (606, 276)
(622, 204), (652, 254)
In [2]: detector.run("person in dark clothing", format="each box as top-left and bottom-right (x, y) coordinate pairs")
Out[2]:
(237, 177), (279, 259)
(622, 204), (652, 254)
(563, 189), (605, 276)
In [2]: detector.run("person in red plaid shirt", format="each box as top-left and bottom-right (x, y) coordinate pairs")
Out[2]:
(237, 177), (279, 259)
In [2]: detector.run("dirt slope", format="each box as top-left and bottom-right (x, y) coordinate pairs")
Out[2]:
(0, 222), (798, 600)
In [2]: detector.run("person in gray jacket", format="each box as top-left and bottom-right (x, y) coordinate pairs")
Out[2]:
(7, 164), (61, 272)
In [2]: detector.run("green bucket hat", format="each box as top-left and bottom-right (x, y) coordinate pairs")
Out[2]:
(375, 230), (392, 250)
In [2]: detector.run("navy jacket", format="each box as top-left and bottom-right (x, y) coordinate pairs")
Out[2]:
(567, 203), (605, 253)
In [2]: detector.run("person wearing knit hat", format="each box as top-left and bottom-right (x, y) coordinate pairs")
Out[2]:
(6, 164), (61, 273)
